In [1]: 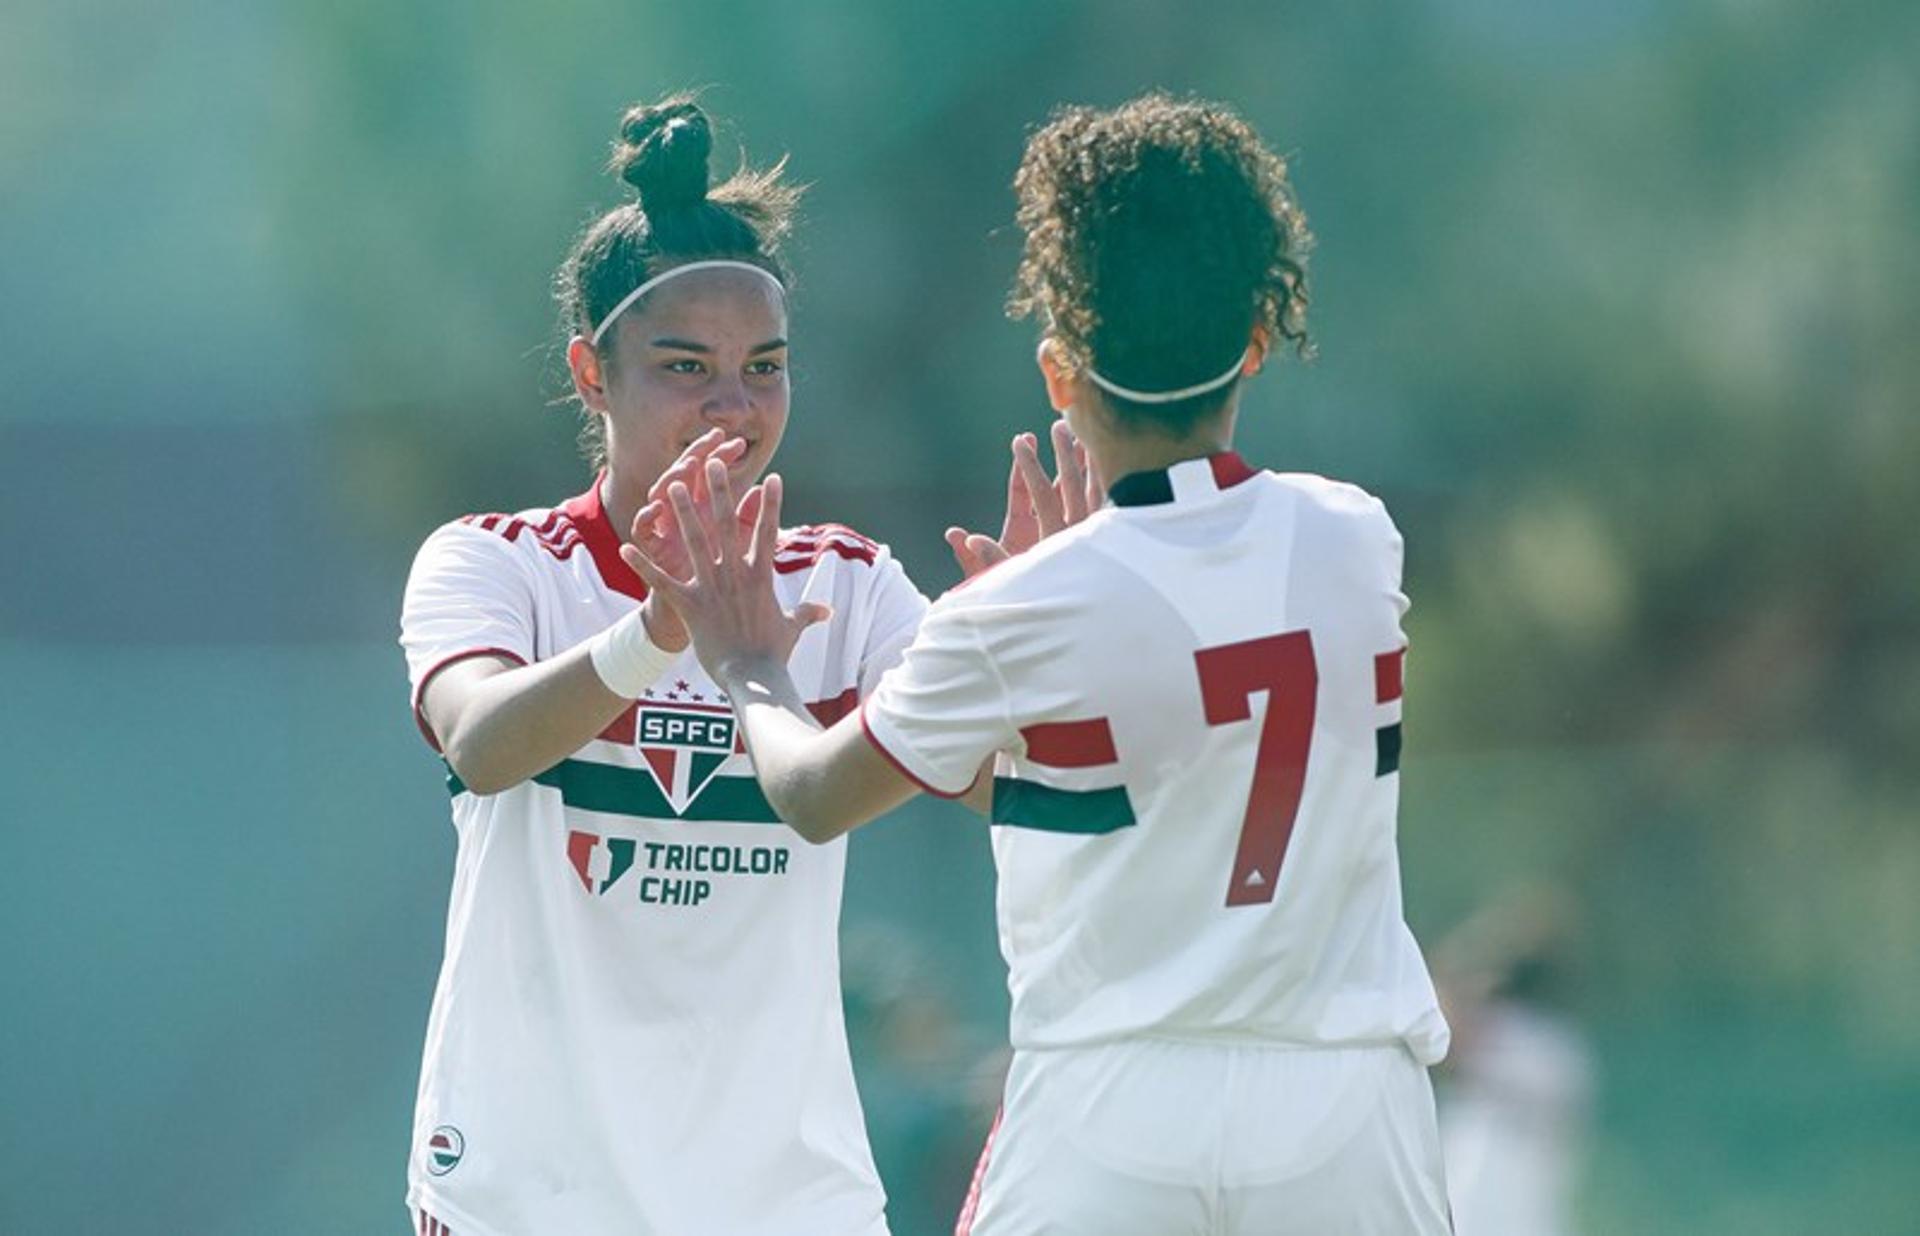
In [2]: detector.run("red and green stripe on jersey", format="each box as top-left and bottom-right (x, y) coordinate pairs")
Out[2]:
(992, 718), (1136, 835)
(1375, 647), (1404, 776)
(990, 638), (1409, 910)
(443, 688), (860, 824)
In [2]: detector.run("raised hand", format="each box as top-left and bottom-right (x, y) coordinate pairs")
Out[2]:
(945, 420), (1106, 579)
(620, 459), (830, 683)
(628, 429), (762, 647)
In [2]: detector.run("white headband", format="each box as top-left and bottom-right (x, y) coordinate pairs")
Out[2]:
(590, 259), (786, 347)
(1083, 348), (1250, 404)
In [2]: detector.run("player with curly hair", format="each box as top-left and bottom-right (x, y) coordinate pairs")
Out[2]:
(631, 92), (1453, 1234)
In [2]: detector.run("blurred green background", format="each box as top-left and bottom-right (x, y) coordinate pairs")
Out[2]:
(4, 0), (1916, 1232)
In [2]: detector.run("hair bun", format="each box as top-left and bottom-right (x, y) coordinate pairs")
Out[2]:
(611, 98), (712, 213)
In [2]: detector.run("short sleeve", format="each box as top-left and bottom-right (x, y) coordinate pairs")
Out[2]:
(860, 596), (1015, 797)
(399, 523), (538, 748)
(856, 547), (931, 696)
(1374, 497), (1410, 625)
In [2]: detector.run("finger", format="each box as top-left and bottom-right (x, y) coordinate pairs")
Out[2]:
(966, 534), (1012, 569)
(704, 457), (737, 562)
(752, 473), (784, 569)
(620, 541), (694, 603)
(945, 526), (983, 577)
(999, 445), (1032, 542)
(650, 429), (724, 503)
(631, 500), (690, 576)
(1013, 432), (1064, 536)
(733, 484), (763, 565)
(1053, 420), (1088, 524)
(712, 436), (749, 467)
(629, 500), (665, 544)
(683, 431), (733, 508)
(667, 480), (717, 571)
(787, 600), (833, 637)
(1005, 439), (1032, 504)
(650, 465), (694, 513)
(735, 482), (765, 542)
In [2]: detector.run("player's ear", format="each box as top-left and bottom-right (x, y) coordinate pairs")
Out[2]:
(1244, 325), (1270, 378)
(568, 335), (612, 414)
(1036, 337), (1075, 413)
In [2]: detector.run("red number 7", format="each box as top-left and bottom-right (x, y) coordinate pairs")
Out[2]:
(1195, 631), (1318, 907)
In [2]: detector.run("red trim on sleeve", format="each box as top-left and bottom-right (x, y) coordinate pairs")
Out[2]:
(1019, 718), (1118, 767)
(411, 647), (528, 752)
(859, 700), (974, 800)
(1375, 647), (1406, 703)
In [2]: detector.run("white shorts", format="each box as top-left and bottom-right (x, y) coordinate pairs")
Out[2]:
(958, 1039), (1451, 1236)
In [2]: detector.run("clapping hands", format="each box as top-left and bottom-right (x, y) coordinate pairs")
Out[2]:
(945, 420), (1106, 579)
(626, 429), (765, 648)
(620, 459), (830, 682)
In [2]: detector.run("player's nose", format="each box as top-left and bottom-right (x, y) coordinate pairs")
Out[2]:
(700, 377), (752, 427)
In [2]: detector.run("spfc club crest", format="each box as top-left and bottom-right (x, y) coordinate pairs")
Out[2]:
(634, 702), (742, 811)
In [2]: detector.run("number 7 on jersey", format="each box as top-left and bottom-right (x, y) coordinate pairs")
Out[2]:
(1194, 631), (1318, 907)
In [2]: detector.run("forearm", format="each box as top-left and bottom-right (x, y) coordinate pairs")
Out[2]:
(711, 655), (845, 842)
(439, 644), (632, 794)
(435, 600), (682, 794)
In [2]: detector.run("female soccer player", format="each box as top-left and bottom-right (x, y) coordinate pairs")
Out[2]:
(631, 93), (1455, 1234)
(397, 97), (924, 1235)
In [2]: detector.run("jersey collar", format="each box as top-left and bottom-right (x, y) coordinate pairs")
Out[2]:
(1107, 451), (1258, 508)
(560, 473), (649, 601)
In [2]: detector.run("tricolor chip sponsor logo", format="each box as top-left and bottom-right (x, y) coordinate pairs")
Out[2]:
(565, 830), (791, 908)
(636, 704), (738, 812)
(425, 1125), (464, 1176)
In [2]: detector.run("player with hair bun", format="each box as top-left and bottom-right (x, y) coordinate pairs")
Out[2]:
(635, 93), (1454, 1234)
(398, 95), (919, 1235)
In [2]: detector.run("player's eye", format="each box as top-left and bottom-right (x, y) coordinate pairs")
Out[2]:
(663, 358), (707, 376)
(745, 358), (785, 377)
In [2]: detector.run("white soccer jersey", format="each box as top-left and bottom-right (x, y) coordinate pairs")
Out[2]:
(863, 453), (1448, 1062)
(399, 479), (925, 1236)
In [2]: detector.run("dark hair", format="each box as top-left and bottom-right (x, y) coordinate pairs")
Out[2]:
(556, 94), (800, 463)
(1009, 93), (1313, 431)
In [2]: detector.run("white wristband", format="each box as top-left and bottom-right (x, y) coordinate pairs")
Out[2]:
(587, 608), (679, 699)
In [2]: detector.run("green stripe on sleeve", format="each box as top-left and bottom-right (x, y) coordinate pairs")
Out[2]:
(1376, 722), (1402, 776)
(991, 776), (1136, 835)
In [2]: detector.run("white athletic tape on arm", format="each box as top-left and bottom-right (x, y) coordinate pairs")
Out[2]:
(587, 609), (679, 699)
